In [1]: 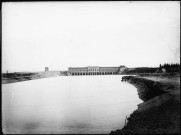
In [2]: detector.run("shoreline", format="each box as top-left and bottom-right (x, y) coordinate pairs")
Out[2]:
(110, 75), (180, 134)
(2, 71), (62, 84)
(2, 73), (180, 134)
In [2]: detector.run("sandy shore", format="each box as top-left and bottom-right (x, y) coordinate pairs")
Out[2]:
(111, 74), (180, 134)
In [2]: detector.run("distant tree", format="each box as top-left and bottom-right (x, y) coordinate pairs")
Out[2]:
(161, 63), (180, 73)
(159, 64), (162, 69)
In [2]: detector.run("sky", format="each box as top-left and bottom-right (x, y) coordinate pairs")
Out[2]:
(2, 1), (180, 72)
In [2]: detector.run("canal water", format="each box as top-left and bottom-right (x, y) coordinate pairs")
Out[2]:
(2, 75), (142, 134)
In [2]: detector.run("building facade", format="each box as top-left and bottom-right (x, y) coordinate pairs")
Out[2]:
(68, 66), (126, 76)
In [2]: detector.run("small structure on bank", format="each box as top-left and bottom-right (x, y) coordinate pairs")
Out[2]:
(45, 67), (49, 72)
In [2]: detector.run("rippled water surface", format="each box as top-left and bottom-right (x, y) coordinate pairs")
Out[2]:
(2, 75), (142, 134)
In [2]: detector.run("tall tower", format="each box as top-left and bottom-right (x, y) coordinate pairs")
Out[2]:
(45, 67), (49, 72)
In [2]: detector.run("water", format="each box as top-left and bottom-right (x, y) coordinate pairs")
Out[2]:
(2, 75), (142, 134)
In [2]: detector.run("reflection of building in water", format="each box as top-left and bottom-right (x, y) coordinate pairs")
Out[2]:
(45, 67), (49, 72)
(68, 66), (127, 76)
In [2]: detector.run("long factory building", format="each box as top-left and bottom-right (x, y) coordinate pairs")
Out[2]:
(68, 66), (127, 76)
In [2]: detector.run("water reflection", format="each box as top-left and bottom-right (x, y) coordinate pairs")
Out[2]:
(2, 75), (142, 134)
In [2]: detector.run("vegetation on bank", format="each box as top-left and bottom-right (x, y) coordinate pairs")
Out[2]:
(2, 72), (38, 78)
(122, 63), (180, 75)
(2, 71), (64, 84)
(159, 63), (180, 73)
(2, 72), (39, 84)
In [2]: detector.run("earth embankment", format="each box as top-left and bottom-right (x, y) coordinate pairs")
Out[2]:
(111, 75), (180, 134)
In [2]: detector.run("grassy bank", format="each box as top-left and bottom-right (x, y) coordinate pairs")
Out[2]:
(111, 74), (180, 134)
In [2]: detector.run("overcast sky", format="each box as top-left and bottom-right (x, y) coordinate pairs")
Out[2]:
(2, 1), (180, 72)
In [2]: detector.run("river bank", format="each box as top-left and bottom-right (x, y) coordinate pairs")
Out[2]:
(111, 74), (180, 134)
(2, 71), (61, 84)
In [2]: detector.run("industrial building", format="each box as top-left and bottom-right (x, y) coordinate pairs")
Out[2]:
(68, 66), (127, 76)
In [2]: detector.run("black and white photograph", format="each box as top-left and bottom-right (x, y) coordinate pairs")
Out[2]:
(2, 1), (180, 134)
